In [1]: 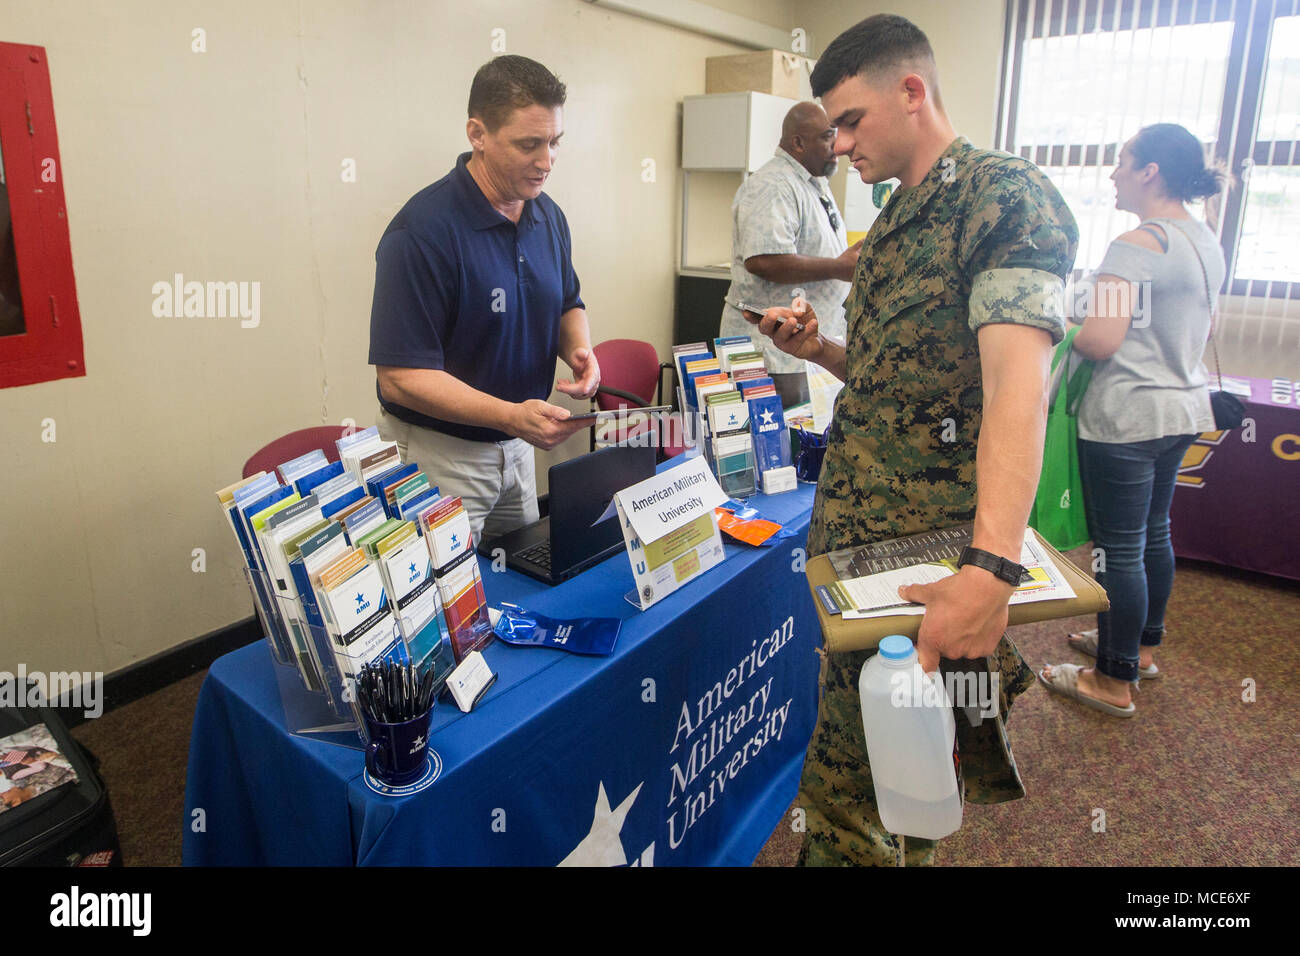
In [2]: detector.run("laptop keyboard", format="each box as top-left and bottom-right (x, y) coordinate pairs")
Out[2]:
(517, 540), (552, 571)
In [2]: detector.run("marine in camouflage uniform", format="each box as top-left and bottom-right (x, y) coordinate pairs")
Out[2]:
(799, 136), (1078, 866)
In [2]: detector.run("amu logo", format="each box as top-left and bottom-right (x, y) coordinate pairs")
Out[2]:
(554, 624), (573, 644)
(355, 592), (371, 614)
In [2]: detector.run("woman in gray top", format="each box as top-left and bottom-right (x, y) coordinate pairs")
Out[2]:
(1040, 123), (1226, 717)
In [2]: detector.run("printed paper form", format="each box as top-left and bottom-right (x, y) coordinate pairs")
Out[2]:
(836, 528), (1077, 619)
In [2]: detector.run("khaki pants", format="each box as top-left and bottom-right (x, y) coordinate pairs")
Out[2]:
(376, 406), (538, 545)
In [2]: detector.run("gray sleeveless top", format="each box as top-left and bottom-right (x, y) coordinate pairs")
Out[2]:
(1076, 217), (1222, 443)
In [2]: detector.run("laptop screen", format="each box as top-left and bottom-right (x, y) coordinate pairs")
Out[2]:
(548, 444), (658, 575)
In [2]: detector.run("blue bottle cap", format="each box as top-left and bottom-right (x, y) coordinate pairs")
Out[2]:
(878, 635), (915, 660)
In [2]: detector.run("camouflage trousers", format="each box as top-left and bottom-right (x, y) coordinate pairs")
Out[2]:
(796, 633), (1035, 866)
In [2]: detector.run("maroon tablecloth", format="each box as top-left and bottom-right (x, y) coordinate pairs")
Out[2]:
(1170, 376), (1300, 581)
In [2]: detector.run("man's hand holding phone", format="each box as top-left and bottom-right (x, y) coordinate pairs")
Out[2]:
(746, 298), (825, 364)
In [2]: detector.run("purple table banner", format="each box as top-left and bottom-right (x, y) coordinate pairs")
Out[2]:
(1171, 376), (1300, 581)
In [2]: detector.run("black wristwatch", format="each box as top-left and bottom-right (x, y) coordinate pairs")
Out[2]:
(957, 546), (1028, 586)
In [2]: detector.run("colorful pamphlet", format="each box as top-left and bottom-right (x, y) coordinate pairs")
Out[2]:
(424, 497), (492, 663)
(375, 520), (449, 671)
(714, 336), (755, 373)
(313, 547), (404, 698)
(341, 497), (386, 544)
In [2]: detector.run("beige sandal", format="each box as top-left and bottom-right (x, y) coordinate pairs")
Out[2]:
(1067, 629), (1160, 679)
(1038, 662), (1136, 718)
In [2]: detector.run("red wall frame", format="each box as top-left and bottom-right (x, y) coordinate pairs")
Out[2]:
(0, 41), (84, 389)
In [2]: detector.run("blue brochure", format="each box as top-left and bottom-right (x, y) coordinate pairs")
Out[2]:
(747, 393), (790, 473)
(321, 485), (364, 519)
(367, 462), (418, 516)
(398, 486), (441, 522)
(295, 460), (344, 497)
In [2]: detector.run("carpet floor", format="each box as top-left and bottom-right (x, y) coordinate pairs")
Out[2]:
(72, 557), (1299, 867)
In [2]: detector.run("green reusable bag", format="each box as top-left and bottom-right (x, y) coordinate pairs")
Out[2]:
(1029, 327), (1094, 551)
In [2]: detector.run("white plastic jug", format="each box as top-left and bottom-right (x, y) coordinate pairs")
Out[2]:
(858, 635), (963, 840)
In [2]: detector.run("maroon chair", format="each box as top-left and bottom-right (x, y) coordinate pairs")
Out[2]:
(242, 425), (352, 480)
(590, 339), (682, 458)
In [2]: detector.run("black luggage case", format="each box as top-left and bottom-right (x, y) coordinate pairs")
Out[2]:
(0, 694), (122, 867)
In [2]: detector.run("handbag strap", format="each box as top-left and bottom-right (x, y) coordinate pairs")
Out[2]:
(1165, 219), (1223, 392)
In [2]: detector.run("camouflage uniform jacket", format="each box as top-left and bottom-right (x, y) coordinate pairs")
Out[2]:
(807, 136), (1078, 804)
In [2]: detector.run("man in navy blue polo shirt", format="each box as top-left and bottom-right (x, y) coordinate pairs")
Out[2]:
(369, 56), (599, 543)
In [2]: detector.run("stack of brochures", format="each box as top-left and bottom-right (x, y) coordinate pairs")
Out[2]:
(215, 427), (473, 722)
(420, 495), (492, 664)
(706, 389), (756, 498)
(670, 336), (792, 496)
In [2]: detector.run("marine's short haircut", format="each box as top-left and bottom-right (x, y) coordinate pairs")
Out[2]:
(810, 14), (939, 100)
(467, 55), (566, 132)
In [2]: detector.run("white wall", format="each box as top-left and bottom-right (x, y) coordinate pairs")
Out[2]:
(800, 0), (1007, 212)
(0, 0), (789, 677)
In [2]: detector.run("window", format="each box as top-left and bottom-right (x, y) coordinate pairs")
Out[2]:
(0, 41), (84, 389)
(997, 0), (1300, 300)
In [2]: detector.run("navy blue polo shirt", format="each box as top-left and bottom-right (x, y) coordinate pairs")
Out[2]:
(368, 152), (584, 443)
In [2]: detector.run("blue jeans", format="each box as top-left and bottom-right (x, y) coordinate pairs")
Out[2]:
(1078, 434), (1197, 683)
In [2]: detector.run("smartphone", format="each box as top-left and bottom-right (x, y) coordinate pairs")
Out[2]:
(740, 303), (803, 333)
(564, 404), (673, 425)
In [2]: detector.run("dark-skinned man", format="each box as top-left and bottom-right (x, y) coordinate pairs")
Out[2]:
(719, 102), (862, 406)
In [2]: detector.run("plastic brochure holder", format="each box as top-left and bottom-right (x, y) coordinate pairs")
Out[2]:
(242, 567), (364, 750)
(676, 385), (703, 459)
(392, 604), (453, 677)
(245, 564), (294, 667)
(715, 444), (757, 499)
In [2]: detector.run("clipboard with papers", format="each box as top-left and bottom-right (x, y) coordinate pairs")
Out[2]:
(805, 523), (1109, 653)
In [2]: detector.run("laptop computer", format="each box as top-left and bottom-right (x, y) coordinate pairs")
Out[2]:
(478, 443), (657, 585)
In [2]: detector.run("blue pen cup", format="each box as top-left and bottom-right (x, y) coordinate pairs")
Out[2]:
(363, 708), (433, 787)
(795, 438), (828, 482)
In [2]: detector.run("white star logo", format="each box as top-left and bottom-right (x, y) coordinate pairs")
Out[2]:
(760, 409), (776, 426)
(558, 781), (643, 867)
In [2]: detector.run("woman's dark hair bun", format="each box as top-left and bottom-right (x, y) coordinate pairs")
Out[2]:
(1190, 166), (1226, 200)
(1131, 123), (1233, 203)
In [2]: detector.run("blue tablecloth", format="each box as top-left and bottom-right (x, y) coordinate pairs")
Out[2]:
(184, 480), (820, 866)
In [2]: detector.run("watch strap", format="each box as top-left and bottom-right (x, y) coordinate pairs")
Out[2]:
(957, 546), (1027, 586)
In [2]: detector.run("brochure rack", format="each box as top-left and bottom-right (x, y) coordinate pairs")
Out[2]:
(689, 391), (757, 499)
(675, 385), (704, 459)
(243, 568), (365, 750)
